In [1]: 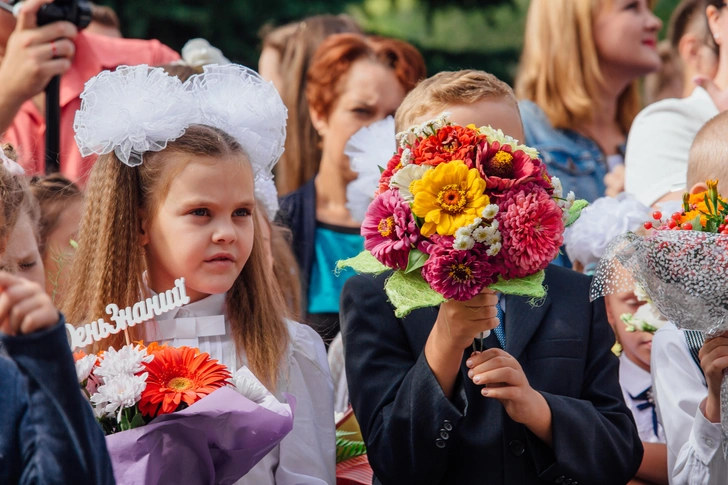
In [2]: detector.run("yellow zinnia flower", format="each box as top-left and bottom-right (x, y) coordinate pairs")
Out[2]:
(411, 160), (488, 237)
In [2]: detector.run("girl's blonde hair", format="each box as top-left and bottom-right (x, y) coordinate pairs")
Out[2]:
(515, 0), (655, 133)
(29, 174), (82, 257)
(62, 125), (289, 389)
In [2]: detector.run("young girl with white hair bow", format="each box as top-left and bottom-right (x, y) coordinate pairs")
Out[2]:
(63, 64), (335, 484)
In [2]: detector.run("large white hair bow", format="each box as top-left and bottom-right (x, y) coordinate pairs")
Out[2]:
(74, 64), (287, 180)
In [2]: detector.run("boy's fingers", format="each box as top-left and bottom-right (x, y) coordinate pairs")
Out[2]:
(9, 294), (46, 332)
(466, 348), (509, 367)
(20, 308), (57, 334)
(481, 386), (519, 400)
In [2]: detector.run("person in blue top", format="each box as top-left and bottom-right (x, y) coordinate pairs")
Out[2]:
(278, 32), (425, 344)
(515, 0), (662, 204)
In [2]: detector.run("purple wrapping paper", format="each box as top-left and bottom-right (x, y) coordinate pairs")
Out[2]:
(105, 386), (296, 485)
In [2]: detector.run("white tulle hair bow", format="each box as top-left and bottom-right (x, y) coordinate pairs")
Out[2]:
(564, 193), (650, 270)
(74, 64), (287, 181)
(0, 150), (25, 176)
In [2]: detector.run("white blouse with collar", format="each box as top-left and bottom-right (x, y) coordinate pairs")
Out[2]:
(144, 293), (336, 485)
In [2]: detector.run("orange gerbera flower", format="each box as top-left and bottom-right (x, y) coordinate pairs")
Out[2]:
(679, 191), (727, 227)
(138, 346), (231, 418)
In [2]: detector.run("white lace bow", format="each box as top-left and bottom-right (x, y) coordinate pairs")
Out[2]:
(74, 64), (287, 180)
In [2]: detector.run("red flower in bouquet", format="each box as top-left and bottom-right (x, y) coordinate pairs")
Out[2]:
(498, 186), (564, 279)
(474, 141), (546, 192)
(378, 151), (403, 194)
(411, 125), (481, 167)
(362, 189), (425, 270)
(421, 236), (498, 300)
(139, 346), (231, 418)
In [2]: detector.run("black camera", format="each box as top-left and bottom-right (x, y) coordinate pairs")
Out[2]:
(10, 0), (92, 28)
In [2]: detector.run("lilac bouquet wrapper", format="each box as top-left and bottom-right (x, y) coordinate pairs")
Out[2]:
(106, 386), (296, 485)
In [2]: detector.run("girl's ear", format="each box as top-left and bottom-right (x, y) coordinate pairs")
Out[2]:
(138, 208), (149, 247)
(308, 105), (329, 138)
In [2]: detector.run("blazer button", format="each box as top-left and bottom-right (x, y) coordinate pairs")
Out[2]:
(555, 477), (565, 484)
(435, 439), (446, 449)
(443, 420), (453, 431)
(509, 439), (525, 456)
(440, 430), (449, 440)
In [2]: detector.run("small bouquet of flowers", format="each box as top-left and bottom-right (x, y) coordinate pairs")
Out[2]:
(74, 343), (294, 484)
(591, 180), (728, 457)
(339, 113), (587, 316)
(619, 285), (668, 334)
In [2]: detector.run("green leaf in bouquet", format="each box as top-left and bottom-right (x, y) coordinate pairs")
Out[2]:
(488, 271), (546, 299)
(405, 248), (428, 274)
(129, 410), (146, 429)
(385, 270), (446, 318)
(564, 199), (589, 228)
(688, 215), (703, 232)
(378, 165), (386, 174)
(119, 410), (131, 432)
(336, 251), (389, 275)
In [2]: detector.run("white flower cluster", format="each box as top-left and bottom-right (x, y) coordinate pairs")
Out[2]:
(551, 176), (576, 222)
(396, 111), (453, 149)
(477, 125), (540, 159)
(77, 344), (154, 422)
(389, 164), (431, 202)
(452, 204), (502, 256)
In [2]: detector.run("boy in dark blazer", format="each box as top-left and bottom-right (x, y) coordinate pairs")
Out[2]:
(340, 71), (642, 485)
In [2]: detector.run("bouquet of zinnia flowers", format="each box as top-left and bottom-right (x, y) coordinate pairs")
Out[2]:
(591, 179), (728, 458)
(74, 343), (295, 484)
(339, 113), (587, 316)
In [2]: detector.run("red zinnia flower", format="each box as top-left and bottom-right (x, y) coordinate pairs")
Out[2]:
(138, 346), (231, 418)
(378, 151), (404, 195)
(411, 125), (482, 168)
(474, 141), (547, 192)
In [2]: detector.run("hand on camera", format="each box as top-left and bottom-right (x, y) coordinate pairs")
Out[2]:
(0, 0), (77, 106)
(0, 271), (59, 336)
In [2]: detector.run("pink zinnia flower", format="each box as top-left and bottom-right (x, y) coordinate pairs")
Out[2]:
(362, 189), (424, 270)
(498, 186), (564, 279)
(472, 140), (547, 192)
(422, 236), (498, 301)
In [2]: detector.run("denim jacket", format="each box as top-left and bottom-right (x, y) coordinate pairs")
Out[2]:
(0, 317), (115, 485)
(519, 100), (607, 203)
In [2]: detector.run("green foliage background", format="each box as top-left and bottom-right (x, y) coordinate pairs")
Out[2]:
(100, 0), (683, 84)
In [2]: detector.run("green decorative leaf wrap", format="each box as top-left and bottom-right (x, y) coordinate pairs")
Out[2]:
(336, 251), (389, 275)
(385, 270), (446, 318)
(488, 271), (546, 299)
(565, 199), (589, 228)
(336, 430), (367, 463)
(405, 249), (428, 274)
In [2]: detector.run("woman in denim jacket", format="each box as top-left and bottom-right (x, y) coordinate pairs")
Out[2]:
(516, 0), (662, 204)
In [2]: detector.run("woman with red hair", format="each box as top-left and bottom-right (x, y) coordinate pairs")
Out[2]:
(279, 33), (425, 344)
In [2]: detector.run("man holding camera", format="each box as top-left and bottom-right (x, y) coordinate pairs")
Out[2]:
(0, 0), (179, 184)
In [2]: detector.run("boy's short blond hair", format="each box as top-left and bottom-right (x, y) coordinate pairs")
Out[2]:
(395, 70), (517, 131)
(687, 111), (728, 192)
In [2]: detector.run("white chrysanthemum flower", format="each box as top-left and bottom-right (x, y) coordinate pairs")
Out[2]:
(468, 217), (483, 229)
(390, 164), (431, 202)
(634, 284), (651, 303)
(551, 177), (563, 199)
(94, 344), (154, 381)
(91, 372), (148, 422)
(481, 204), (499, 220)
(75, 354), (98, 384)
(478, 125), (518, 149)
(400, 148), (413, 166)
(490, 220), (499, 231)
(566, 191), (575, 204)
(486, 242), (502, 257)
(455, 226), (473, 238)
(485, 231), (502, 246)
(453, 235), (475, 251)
(472, 226), (489, 243)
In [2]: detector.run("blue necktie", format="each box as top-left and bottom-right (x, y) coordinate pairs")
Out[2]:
(629, 387), (660, 439)
(494, 298), (506, 349)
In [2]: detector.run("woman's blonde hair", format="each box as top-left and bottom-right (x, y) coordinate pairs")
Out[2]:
(515, 0), (656, 133)
(0, 144), (40, 254)
(62, 125), (289, 389)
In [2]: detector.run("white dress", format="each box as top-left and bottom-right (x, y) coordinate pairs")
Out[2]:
(144, 293), (336, 485)
(652, 322), (726, 485)
(624, 87), (718, 206)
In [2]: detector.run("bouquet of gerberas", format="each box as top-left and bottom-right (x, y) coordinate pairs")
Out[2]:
(74, 343), (295, 485)
(339, 113), (587, 316)
(591, 179), (728, 458)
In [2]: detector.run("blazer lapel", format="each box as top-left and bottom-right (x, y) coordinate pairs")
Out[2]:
(504, 294), (552, 360)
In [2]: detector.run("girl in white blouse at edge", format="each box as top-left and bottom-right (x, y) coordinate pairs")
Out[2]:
(62, 64), (336, 484)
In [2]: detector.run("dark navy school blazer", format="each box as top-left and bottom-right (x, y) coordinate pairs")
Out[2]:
(340, 265), (642, 485)
(0, 317), (115, 485)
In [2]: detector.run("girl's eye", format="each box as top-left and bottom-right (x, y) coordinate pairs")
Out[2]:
(353, 107), (371, 115)
(19, 261), (36, 271)
(624, 1), (639, 10)
(190, 208), (209, 217)
(234, 208), (252, 217)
